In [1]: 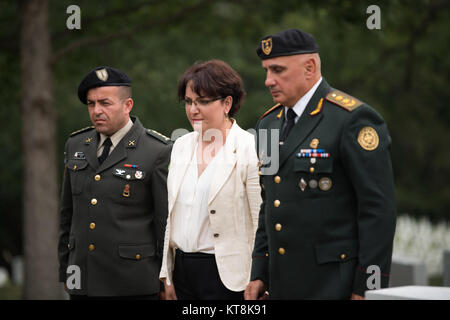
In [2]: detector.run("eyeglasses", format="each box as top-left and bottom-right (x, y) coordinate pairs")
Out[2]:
(182, 96), (224, 107)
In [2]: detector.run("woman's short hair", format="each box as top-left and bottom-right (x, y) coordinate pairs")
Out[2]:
(178, 59), (246, 118)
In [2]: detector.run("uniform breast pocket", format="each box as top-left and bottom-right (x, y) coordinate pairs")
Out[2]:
(294, 158), (334, 195)
(111, 168), (147, 203)
(66, 159), (89, 195)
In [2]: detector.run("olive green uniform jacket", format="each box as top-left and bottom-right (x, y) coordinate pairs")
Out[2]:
(250, 80), (396, 299)
(58, 116), (172, 296)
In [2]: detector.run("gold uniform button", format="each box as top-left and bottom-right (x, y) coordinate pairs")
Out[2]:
(309, 167), (315, 173)
(136, 254), (141, 260)
(278, 248), (285, 255)
(274, 176), (281, 184)
(275, 223), (282, 231)
(274, 200), (280, 207)
(89, 222), (96, 230)
(94, 175), (101, 181)
(265, 253), (269, 257)
(91, 198), (98, 205)
(88, 244), (95, 251)
(340, 253), (346, 260)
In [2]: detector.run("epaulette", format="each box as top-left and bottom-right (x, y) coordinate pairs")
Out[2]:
(146, 129), (171, 144)
(260, 103), (282, 119)
(325, 90), (362, 112)
(70, 126), (95, 137)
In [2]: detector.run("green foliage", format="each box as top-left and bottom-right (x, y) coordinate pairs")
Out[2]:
(0, 0), (449, 269)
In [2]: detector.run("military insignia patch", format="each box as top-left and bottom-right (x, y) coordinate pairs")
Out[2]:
(95, 68), (109, 81)
(135, 170), (143, 179)
(319, 177), (332, 191)
(310, 138), (319, 149)
(262, 38), (273, 55)
(357, 126), (379, 151)
(122, 184), (130, 197)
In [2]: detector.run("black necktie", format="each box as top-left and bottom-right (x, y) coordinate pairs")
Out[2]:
(98, 138), (112, 165)
(280, 108), (297, 142)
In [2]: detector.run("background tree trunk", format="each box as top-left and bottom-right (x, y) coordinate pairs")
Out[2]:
(20, 0), (61, 299)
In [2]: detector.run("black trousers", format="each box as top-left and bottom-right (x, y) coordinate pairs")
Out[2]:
(173, 249), (244, 300)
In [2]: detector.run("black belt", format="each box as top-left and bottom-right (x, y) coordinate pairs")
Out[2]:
(175, 249), (214, 259)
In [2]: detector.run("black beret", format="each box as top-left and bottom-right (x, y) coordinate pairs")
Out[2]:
(256, 28), (319, 60)
(77, 66), (131, 104)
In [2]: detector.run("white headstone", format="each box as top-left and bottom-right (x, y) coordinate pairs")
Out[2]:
(366, 286), (450, 300)
(0, 267), (9, 287)
(389, 255), (428, 287)
(11, 256), (24, 285)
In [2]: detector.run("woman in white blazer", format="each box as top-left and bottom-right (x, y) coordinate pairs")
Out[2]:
(159, 60), (262, 299)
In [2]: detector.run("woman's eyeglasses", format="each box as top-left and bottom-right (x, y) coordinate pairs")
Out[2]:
(182, 96), (224, 107)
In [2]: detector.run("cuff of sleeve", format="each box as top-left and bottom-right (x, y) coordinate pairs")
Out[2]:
(250, 256), (269, 285)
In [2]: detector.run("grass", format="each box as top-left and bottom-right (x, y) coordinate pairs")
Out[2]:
(0, 281), (22, 300)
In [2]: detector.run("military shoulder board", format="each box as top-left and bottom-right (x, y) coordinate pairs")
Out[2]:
(146, 129), (171, 144)
(70, 126), (95, 137)
(325, 90), (363, 112)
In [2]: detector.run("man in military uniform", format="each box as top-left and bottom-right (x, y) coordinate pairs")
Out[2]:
(244, 29), (396, 300)
(57, 66), (172, 299)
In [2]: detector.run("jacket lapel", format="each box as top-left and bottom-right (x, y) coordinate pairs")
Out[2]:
(208, 122), (239, 205)
(278, 80), (331, 168)
(84, 131), (99, 170)
(168, 131), (197, 213)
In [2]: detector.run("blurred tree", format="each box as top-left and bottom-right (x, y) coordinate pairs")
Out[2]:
(20, 0), (60, 299)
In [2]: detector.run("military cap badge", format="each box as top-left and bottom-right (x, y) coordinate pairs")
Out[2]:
(261, 38), (273, 55)
(95, 68), (108, 81)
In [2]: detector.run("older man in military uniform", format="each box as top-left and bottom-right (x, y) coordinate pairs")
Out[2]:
(244, 29), (396, 300)
(57, 66), (172, 299)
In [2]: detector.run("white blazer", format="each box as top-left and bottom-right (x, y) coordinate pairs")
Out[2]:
(159, 120), (262, 291)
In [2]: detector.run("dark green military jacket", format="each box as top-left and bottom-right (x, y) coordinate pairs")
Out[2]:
(250, 79), (396, 299)
(58, 116), (172, 296)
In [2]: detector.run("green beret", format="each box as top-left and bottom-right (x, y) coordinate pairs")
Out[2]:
(256, 28), (319, 60)
(78, 66), (131, 104)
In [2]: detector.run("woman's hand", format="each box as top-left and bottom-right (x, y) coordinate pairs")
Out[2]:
(164, 280), (178, 300)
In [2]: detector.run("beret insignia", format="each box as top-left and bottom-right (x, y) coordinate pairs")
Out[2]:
(95, 68), (108, 81)
(262, 38), (273, 55)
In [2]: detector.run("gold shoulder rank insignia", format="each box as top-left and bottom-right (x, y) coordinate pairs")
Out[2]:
(325, 90), (362, 112)
(260, 103), (282, 119)
(357, 126), (379, 151)
(146, 129), (171, 144)
(70, 126), (95, 137)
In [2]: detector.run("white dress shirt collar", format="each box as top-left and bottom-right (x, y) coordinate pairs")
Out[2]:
(285, 77), (322, 123)
(98, 117), (133, 150)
